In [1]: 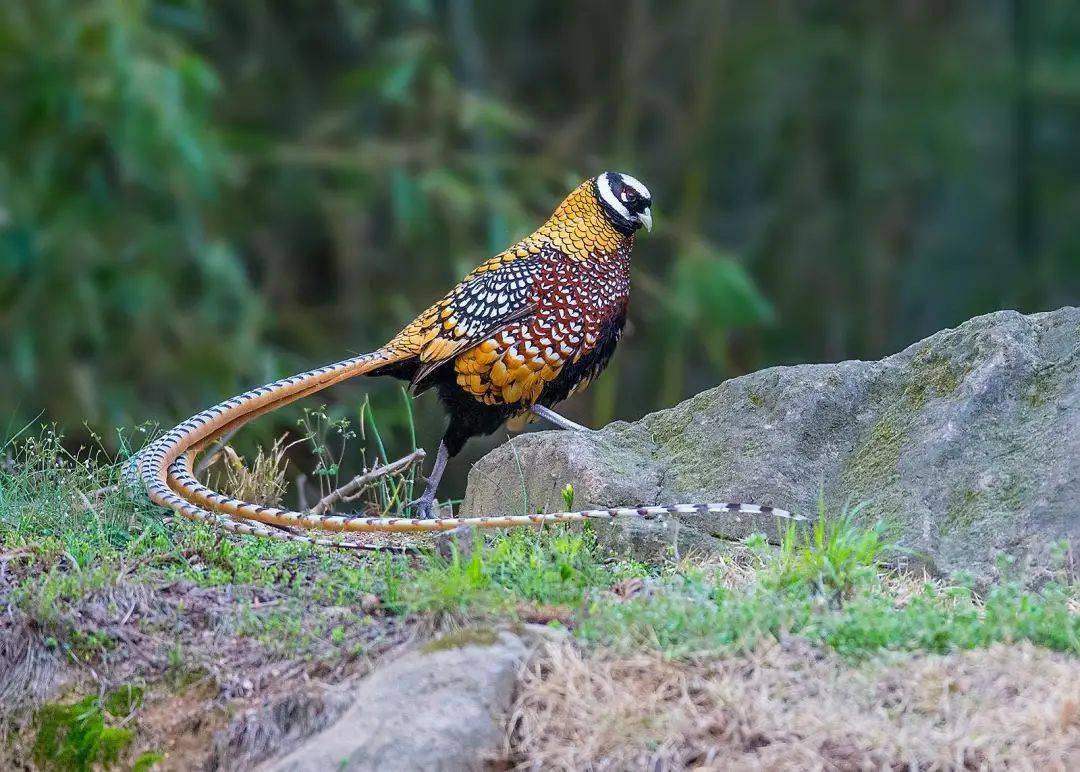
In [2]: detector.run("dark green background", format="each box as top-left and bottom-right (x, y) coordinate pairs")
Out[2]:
(2, 1), (1078, 495)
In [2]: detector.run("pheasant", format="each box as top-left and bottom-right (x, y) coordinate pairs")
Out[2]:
(137, 173), (796, 541)
(381, 171), (651, 517)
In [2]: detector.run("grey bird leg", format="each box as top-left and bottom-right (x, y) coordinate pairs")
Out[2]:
(410, 439), (449, 519)
(531, 404), (588, 431)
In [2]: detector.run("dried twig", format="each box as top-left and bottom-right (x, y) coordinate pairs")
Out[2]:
(266, 522), (304, 537)
(336, 540), (419, 554)
(119, 600), (137, 626)
(310, 448), (425, 515)
(76, 489), (100, 519)
(86, 484), (118, 500)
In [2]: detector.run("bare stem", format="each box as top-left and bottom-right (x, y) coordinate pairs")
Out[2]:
(296, 473), (309, 511)
(195, 427), (241, 474)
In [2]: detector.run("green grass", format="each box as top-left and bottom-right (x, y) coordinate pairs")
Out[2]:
(577, 509), (1080, 659)
(577, 573), (1080, 659)
(3, 424), (1079, 677)
(0, 424), (166, 565)
(403, 526), (645, 614)
(760, 497), (896, 598)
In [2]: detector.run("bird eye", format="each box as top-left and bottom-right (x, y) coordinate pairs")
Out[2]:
(621, 189), (638, 203)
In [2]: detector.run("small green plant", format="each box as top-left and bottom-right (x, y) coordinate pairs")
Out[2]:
(765, 499), (894, 599)
(163, 643), (206, 690)
(103, 684), (145, 718)
(296, 405), (356, 496)
(402, 524), (640, 614)
(561, 483), (575, 511)
(133, 752), (165, 771)
(294, 394), (422, 515)
(330, 624), (346, 645)
(33, 695), (134, 771)
(69, 629), (116, 661)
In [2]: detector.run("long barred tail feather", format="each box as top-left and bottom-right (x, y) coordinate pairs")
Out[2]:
(131, 349), (799, 550)
(134, 349), (408, 521)
(127, 172), (801, 549)
(166, 442), (799, 533)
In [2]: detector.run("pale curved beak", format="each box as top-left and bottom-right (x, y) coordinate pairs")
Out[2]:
(639, 207), (653, 232)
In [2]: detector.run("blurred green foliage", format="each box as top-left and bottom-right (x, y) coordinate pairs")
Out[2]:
(2, 1), (1078, 481)
(0, 0), (263, 430)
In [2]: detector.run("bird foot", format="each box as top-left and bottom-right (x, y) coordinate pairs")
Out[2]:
(407, 494), (440, 520)
(406, 439), (449, 520)
(531, 404), (588, 431)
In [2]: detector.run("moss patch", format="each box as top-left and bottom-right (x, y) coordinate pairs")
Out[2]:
(844, 417), (904, 492)
(941, 478), (1028, 537)
(103, 684), (144, 718)
(421, 627), (500, 653)
(840, 351), (968, 505)
(904, 352), (964, 410)
(944, 489), (983, 533)
(33, 694), (134, 771)
(1025, 357), (1076, 408)
(133, 752), (165, 771)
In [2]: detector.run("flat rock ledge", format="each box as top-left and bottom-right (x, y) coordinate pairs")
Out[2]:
(264, 625), (556, 772)
(462, 307), (1080, 585)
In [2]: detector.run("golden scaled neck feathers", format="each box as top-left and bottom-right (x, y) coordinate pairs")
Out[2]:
(460, 180), (629, 281)
(521, 179), (630, 262)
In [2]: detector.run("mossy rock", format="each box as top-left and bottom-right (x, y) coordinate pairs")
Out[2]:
(463, 307), (1080, 585)
(421, 627), (500, 654)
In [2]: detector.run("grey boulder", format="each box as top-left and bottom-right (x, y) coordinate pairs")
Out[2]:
(266, 626), (553, 772)
(462, 307), (1080, 584)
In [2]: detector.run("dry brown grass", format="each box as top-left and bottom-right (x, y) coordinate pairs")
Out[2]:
(206, 436), (297, 507)
(675, 551), (762, 593)
(509, 640), (1080, 770)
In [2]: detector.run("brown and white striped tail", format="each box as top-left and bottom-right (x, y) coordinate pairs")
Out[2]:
(134, 349), (408, 531)
(133, 349), (799, 546)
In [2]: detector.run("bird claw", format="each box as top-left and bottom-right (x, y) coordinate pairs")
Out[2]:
(407, 496), (438, 520)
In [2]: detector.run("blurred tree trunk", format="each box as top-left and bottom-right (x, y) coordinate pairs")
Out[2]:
(659, 0), (729, 408)
(1012, 0), (1037, 309)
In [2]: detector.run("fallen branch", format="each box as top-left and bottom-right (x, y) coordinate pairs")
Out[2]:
(310, 449), (426, 515)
